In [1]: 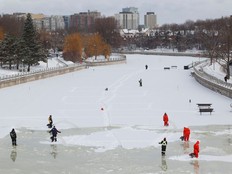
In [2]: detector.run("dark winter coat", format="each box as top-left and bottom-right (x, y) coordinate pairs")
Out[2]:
(159, 138), (168, 154)
(10, 129), (17, 140)
(49, 127), (61, 136)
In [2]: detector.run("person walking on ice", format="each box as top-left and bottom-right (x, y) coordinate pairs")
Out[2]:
(159, 137), (168, 156)
(49, 126), (61, 142)
(10, 128), (17, 146)
(139, 79), (143, 87)
(47, 115), (53, 128)
(163, 113), (169, 126)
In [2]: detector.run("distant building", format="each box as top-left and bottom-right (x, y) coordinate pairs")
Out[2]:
(69, 10), (101, 33)
(63, 16), (70, 31)
(144, 12), (157, 29)
(115, 7), (139, 30)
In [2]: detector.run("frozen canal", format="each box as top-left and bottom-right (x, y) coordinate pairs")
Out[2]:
(0, 55), (232, 173)
(0, 125), (232, 174)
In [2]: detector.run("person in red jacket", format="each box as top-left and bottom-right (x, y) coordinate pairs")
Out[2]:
(183, 127), (191, 141)
(193, 141), (200, 158)
(163, 113), (169, 126)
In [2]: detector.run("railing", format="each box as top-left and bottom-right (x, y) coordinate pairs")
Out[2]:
(0, 63), (85, 82)
(193, 61), (232, 89)
(192, 60), (232, 99)
(0, 54), (126, 88)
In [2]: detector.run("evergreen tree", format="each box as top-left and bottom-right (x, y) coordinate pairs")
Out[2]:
(0, 34), (17, 69)
(22, 13), (47, 71)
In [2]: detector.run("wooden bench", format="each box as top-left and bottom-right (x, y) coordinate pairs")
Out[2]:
(197, 103), (212, 108)
(197, 103), (213, 115)
(171, 65), (177, 69)
(199, 108), (214, 115)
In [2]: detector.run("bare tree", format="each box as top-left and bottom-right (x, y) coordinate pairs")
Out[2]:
(94, 17), (122, 49)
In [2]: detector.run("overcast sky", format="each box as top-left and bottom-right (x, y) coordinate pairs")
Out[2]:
(0, 0), (232, 25)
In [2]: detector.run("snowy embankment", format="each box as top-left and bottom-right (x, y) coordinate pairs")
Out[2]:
(0, 54), (231, 163)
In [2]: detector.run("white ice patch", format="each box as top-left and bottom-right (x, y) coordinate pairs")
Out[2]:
(61, 127), (181, 152)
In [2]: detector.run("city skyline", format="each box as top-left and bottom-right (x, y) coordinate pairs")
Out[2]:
(0, 0), (232, 25)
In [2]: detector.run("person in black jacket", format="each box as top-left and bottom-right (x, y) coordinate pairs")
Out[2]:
(139, 79), (142, 87)
(49, 126), (61, 142)
(159, 138), (168, 156)
(10, 128), (17, 146)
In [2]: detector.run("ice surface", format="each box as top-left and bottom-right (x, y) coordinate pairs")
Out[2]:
(0, 54), (232, 173)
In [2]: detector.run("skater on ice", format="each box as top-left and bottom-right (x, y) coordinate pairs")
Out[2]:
(47, 115), (53, 128)
(190, 141), (200, 158)
(145, 65), (148, 70)
(139, 79), (143, 87)
(163, 113), (169, 126)
(10, 128), (17, 146)
(49, 126), (61, 142)
(181, 127), (190, 141)
(159, 137), (168, 156)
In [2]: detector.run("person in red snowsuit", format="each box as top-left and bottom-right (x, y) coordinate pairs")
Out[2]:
(193, 141), (200, 158)
(163, 113), (169, 126)
(183, 127), (190, 141)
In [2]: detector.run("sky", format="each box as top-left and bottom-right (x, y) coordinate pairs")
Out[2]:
(0, 0), (232, 25)
(0, 54), (232, 172)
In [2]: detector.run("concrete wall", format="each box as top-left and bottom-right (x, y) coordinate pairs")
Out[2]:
(0, 65), (85, 89)
(192, 66), (232, 99)
(117, 51), (203, 57)
(0, 55), (126, 89)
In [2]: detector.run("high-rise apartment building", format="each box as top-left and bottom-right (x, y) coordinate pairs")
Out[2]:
(144, 12), (157, 29)
(115, 7), (139, 30)
(69, 11), (101, 33)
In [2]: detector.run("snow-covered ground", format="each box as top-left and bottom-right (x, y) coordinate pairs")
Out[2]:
(0, 54), (231, 173)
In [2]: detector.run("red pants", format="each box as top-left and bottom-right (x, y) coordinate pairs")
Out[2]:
(184, 135), (190, 141)
(164, 121), (169, 126)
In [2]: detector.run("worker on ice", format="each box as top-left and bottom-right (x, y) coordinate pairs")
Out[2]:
(49, 126), (61, 142)
(190, 141), (200, 158)
(163, 113), (169, 126)
(183, 127), (191, 141)
(159, 137), (168, 156)
(10, 128), (17, 146)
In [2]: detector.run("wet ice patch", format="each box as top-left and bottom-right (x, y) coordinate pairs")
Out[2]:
(202, 146), (226, 155)
(169, 155), (232, 162)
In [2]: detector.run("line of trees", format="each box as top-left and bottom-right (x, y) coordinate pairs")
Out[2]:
(63, 33), (111, 62)
(0, 13), (47, 71)
(0, 13), (231, 76)
(128, 17), (232, 78)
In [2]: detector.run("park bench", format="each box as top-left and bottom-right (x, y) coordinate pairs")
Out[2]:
(164, 67), (170, 70)
(199, 108), (214, 115)
(197, 103), (214, 115)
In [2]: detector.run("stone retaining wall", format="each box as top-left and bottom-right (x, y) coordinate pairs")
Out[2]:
(0, 65), (85, 89)
(192, 66), (232, 99)
(0, 54), (126, 89)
